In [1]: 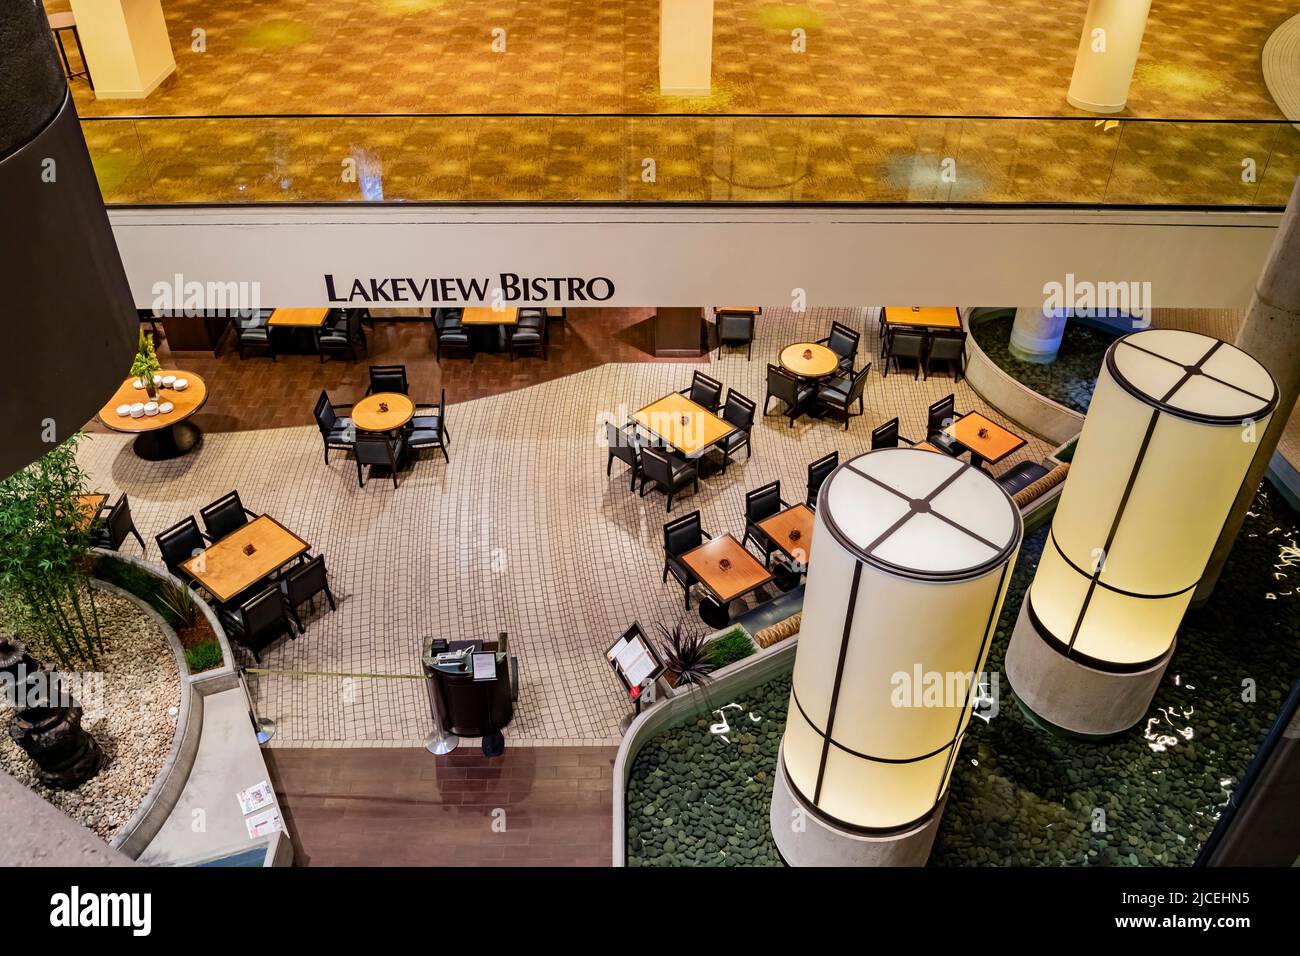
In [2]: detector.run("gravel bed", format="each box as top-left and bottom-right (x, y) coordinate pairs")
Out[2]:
(0, 588), (181, 842)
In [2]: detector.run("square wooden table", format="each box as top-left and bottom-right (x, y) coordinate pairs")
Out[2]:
(268, 308), (330, 328)
(715, 306), (762, 316)
(461, 307), (519, 326)
(181, 515), (310, 604)
(883, 306), (962, 331)
(757, 504), (814, 563)
(943, 411), (1027, 466)
(633, 392), (736, 459)
(680, 534), (773, 604)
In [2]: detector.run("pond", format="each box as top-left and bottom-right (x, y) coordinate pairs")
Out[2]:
(970, 311), (1121, 414)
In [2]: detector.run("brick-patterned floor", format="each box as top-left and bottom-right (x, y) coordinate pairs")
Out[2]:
(266, 746), (616, 866)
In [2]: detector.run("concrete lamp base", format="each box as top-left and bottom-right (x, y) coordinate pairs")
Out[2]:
(1065, 93), (1126, 114)
(769, 743), (945, 866)
(1005, 599), (1174, 737)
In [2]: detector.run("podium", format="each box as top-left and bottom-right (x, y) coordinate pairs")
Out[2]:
(423, 640), (513, 738)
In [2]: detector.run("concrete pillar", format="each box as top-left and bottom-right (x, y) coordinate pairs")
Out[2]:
(1195, 176), (1300, 604)
(659, 0), (713, 96)
(1066, 0), (1152, 113)
(68, 0), (176, 99)
(1010, 306), (1069, 364)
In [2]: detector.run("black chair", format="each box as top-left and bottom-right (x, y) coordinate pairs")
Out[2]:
(924, 330), (966, 381)
(218, 586), (296, 663)
(314, 391), (355, 465)
(508, 309), (548, 361)
(432, 308), (473, 362)
(354, 434), (404, 489)
(408, 388), (450, 463)
(883, 329), (926, 379)
(605, 421), (643, 491)
(663, 511), (712, 609)
(814, 363), (872, 430)
(741, 481), (789, 567)
(715, 309), (757, 360)
(716, 389), (757, 471)
(234, 310), (275, 361)
(640, 447), (699, 512)
(679, 370), (724, 412)
(199, 491), (257, 542)
(927, 394), (962, 454)
(817, 321), (861, 374)
(90, 495), (146, 555)
(367, 364), (409, 396)
(763, 364), (815, 427)
(805, 451), (839, 509)
(316, 308), (367, 364)
(871, 416), (915, 450)
(155, 516), (208, 579)
(279, 554), (337, 635)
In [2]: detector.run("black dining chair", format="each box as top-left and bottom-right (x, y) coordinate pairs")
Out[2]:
(814, 363), (872, 430)
(716, 389), (757, 471)
(354, 434), (404, 489)
(817, 321), (861, 374)
(805, 451), (839, 509)
(218, 586), (296, 663)
(155, 516), (209, 579)
(924, 330), (966, 381)
(715, 309), (757, 360)
(927, 394), (962, 453)
(883, 329), (926, 379)
(90, 495), (146, 555)
(508, 309), (548, 361)
(871, 416), (916, 450)
(640, 447), (699, 512)
(741, 481), (789, 567)
(199, 491), (258, 543)
(234, 310), (275, 361)
(663, 510), (712, 609)
(366, 364), (409, 396)
(279, 554), (337, 635)
(605, 421), (643, 491)
(432, 308), (474, 362)
(763, 364), (814, 427)
(679, 370), (724, 412)
(316, 308), (367, 364)
(407, 388), (450, 463)
(314, 390), (355, 466)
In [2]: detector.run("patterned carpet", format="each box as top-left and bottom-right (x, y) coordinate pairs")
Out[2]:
(46, 0), (1300, 204)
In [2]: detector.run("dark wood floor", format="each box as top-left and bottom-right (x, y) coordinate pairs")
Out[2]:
(265, 746), (618, 866)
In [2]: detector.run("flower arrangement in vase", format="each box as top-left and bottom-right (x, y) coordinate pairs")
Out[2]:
(129, 329), (162, 400)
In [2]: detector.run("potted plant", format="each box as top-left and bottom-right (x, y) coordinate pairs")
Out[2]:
(129, 328), (162, 401)
(655, 618), (715, 690)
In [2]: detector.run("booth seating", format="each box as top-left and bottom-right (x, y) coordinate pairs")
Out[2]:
(995, 460), (1052, 496)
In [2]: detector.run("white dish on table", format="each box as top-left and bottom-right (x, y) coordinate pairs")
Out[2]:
(144, 402), (159, 417)
(158, 401), (174, 414)
(173, 378), (189, 391)
(162, 375), (177, 388)
(132, 379), (144, 389)
(129, 403), (145, 418)
(115, 404), (132, 417)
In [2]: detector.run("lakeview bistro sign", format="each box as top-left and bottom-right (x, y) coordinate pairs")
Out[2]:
(324, 272), (616, 305)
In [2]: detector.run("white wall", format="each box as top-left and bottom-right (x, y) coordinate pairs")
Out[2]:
(109, 205), (1280, 310)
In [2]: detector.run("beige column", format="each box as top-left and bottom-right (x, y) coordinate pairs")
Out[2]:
(1066, 0), (1152, 113)
(659, 0), (714, 96)
(68, 0), (176, 100)
(1010, 306), (1069, 364)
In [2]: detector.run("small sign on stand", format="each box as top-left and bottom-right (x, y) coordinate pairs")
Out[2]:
(607, 622), (665, 735)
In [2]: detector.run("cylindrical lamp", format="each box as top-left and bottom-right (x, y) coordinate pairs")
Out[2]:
(1066, 0), (1153, 113)
(1007, 329), (1277, 736)
(770, 448), (1021, 866)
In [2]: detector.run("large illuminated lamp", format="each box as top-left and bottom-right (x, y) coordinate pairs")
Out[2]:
(770, 448), (1021, 866)
(1007, 330), (1277, 736)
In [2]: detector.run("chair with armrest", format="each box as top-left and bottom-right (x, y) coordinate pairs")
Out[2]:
(279, 554), (337, 635)
(715, 309), (757, 360)
(679, 370), (724, 412)
(640, 447), (699, 512)
(814, 363), (872, 430)
(883, 329), (926, 378)
(926, 394), (962, 454)
(366, 364), (409, 396)
(316, 308), (367, 364)
(217, 586), (296, 663)
(431, 308), (474, 362)
(741, 480), (789, 567)
(91, 494), (146, 554)
(408, 388), (450, 463)
(354, 434), (404, 489)
(605, 421), (643, 491)
(155, 516), (209, 580)
(817, 321), (861, 374)
(314, 390), (355, 466)
(871, 416), (916, 450)
(763, 364), (814, 427)
(924, 330), (966, 381)
(663, 510), (712, 609)
(508, 309), (548, 360)
(716, 389), (757, 471)
(199, 490), (258, 543)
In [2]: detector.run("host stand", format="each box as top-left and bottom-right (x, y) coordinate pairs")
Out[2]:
(422, 637), (515, 756)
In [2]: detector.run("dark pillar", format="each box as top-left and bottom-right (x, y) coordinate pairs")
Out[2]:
(0, 1), (137, 477)
(653, 307), (705, 357)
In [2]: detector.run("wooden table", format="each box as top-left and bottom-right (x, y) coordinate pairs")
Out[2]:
(715, 306), (762, 317)
(352, 393), (414, 432)
(882, 306), (962, 331)
(943, 411), (1027, 467)
(75, 493), (108, 531)
(633, 392), (736, 459)
(912, 441), (947, 454)
(97, 370), (208, 460)
(681, 534), (773, 622)
(461, 307), (519, 326)
(268, 308), (330, 328)
(180, 515), (309, 605)
(779, 343), (839, 379)
(757, 504), (814, 564)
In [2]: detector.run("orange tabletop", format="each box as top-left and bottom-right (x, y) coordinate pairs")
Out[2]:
(634, 392), (736, 458)
(883, 307), (962, 330)
(681, 534), (773, 604)
(715, 306), (762, 316)
(757, 504), (814, 563)
(181, 515), (309, 604)
(268, 308), (330, 328)
(97, 371), (208, 434)
(75, 493), (108, 530)
(943, 411), (1027, 464)
(779, 342), (840, 379)
(461, 307), (519, 326)
(352, 392), (415, 432)
(912, 441), (947, 454)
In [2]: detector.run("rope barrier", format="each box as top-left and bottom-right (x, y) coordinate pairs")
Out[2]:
(243, 667), (426, 680)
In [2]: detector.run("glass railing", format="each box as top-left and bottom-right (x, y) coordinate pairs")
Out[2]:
(80, 113), (1300, 207)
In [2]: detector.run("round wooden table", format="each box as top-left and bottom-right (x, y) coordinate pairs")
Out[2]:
(780, 342), (839, 379)
(97, 370), (208, 460)
(352, 392), (414, 432)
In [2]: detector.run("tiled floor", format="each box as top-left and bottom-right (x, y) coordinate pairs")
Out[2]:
(75, 307), (1053, 746)
(265, 745), (616, 866)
